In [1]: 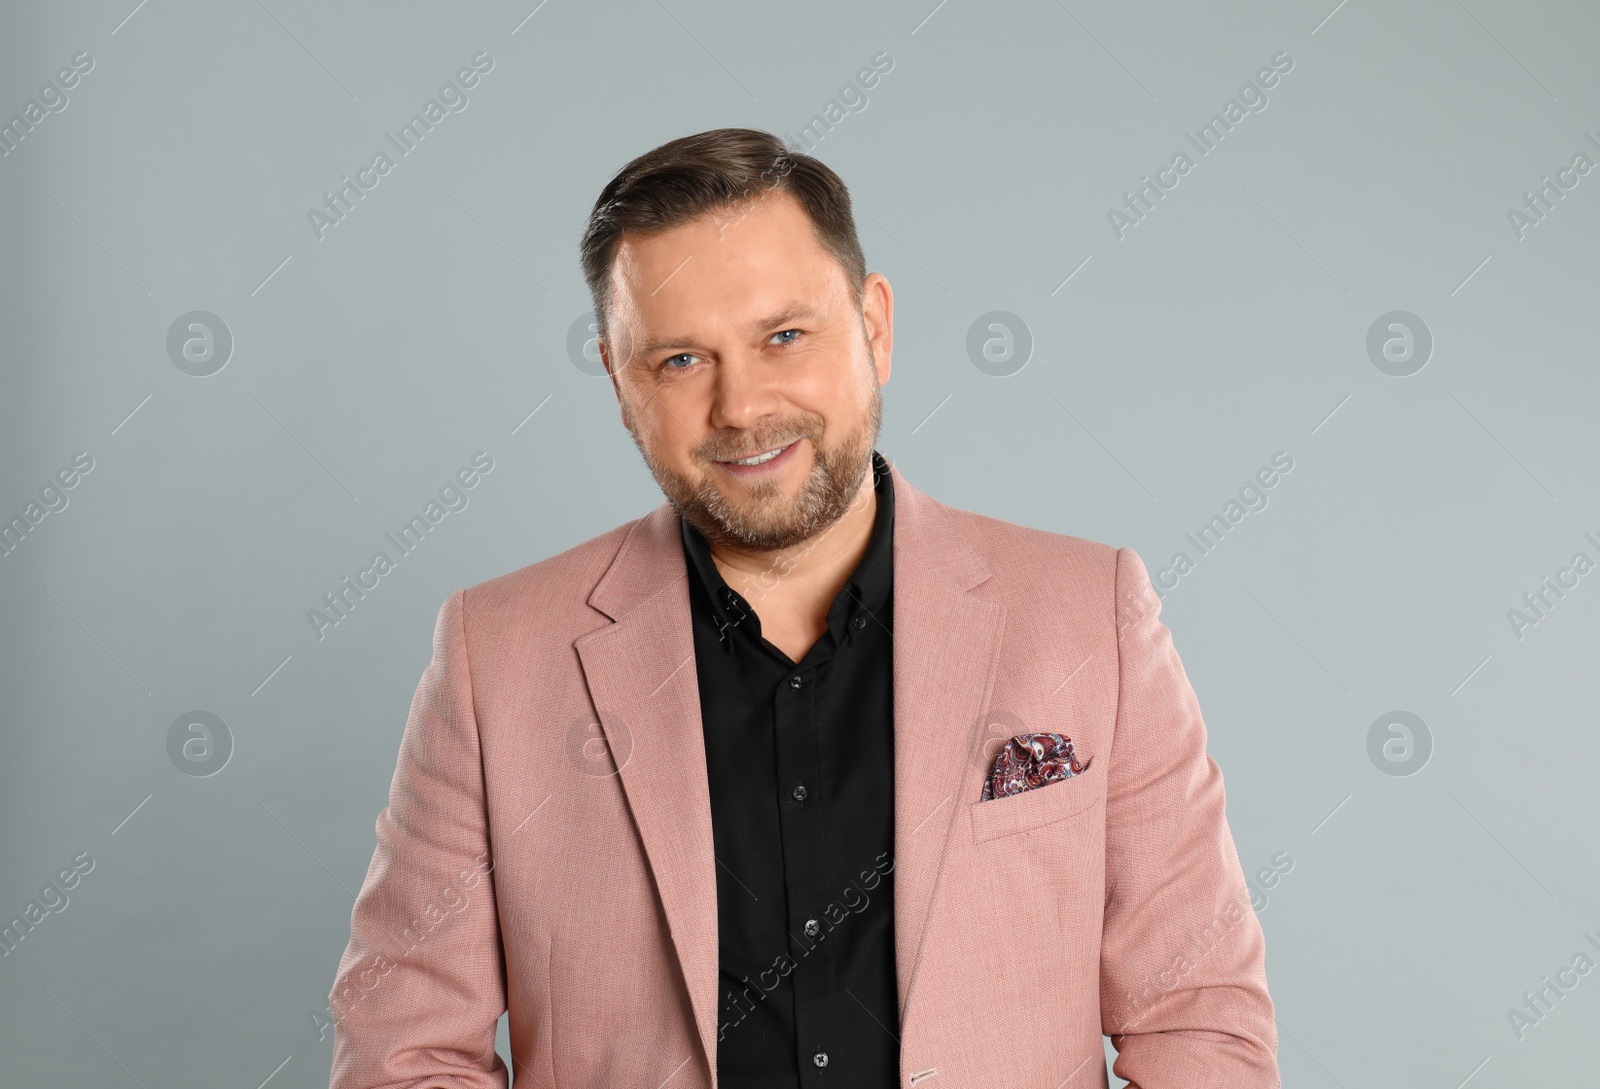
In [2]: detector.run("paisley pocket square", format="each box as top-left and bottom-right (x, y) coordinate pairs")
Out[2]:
(981, 732), (1090, 801)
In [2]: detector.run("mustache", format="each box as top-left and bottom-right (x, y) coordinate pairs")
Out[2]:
(702, 425), (817, 463)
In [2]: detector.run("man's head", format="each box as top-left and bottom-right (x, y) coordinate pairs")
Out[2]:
(579, 128), (892, 554)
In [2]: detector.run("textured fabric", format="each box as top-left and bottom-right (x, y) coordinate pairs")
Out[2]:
(681, 449), (898, 1088)
(980, 732), (1088, 801)
(326, 455), (1280, 1089)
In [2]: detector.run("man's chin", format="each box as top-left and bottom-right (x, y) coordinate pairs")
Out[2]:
(693, 500), (813, 553)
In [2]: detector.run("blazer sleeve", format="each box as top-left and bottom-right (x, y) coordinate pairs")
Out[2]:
(328, 589), (510, 1089)
(1098, 548), (1279, 1088)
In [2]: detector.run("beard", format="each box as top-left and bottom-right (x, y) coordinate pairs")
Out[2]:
(623, 367), (883, 554)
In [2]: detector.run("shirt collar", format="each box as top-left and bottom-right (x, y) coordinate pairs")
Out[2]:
(680, 449), (895, 648)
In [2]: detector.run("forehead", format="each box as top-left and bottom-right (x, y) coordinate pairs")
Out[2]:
(608, 189), (848, 331)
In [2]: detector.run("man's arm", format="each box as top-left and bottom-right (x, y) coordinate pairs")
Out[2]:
(1098, 548), (1279, 1087)
(328, 589), (509, 1089)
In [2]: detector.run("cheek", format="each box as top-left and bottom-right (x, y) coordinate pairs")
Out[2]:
(797, 340), (862, 395)
(630, 388), (700, 453)
(821, 353), (877, 412)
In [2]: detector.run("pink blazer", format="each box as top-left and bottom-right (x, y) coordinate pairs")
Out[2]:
(328, 459), (1278, 1089)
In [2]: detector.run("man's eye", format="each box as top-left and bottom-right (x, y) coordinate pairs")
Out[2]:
(662, 353), (697, 370)
(769, 329), (802, 347)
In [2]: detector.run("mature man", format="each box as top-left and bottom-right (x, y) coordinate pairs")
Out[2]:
(328, 127), (1279, 1089)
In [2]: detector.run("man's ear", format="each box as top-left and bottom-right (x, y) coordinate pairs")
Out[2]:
(860, 272), (894, 386)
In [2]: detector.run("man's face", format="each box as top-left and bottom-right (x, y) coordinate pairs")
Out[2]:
(601, 188), (893, 553)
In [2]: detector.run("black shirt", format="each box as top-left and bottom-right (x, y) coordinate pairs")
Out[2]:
(680, 449), (899, 1088)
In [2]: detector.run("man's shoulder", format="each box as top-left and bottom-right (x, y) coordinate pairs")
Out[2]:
(927, 493), (1122, 585)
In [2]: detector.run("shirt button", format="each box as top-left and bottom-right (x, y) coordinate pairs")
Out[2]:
(853, 615), (867, 629)
(813, 1051), (829, 1068)
(789, 675), (803, 689)
(792, 784), (808, 802)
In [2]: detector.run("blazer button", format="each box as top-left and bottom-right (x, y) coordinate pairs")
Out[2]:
(812, 1051), (829, 1068)
(792, 784), (808, 802)
(804, 918), (821, 938)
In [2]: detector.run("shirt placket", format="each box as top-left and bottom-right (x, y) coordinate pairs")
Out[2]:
(773, 652), (840, 1081)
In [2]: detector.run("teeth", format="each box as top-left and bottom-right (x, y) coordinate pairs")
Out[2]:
(729, 444), (788, 466)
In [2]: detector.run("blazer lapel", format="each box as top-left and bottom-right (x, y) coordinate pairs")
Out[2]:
(574, 505), (723, 1071)
(883, 461), (1004, 1028)
(571, 459), (1004, 1069)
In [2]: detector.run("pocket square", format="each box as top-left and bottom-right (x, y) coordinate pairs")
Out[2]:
(981, 732), (1089, 801)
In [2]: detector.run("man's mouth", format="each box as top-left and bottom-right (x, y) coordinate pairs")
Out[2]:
(718, 441), (795, 467)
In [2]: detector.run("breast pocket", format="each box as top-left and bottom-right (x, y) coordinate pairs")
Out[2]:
(968, 765), (1104, 844)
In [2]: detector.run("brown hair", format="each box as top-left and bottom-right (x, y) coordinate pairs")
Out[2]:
(579, 128), (867, 346)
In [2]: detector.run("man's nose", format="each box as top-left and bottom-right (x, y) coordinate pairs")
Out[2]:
(708, 348), (781, 432)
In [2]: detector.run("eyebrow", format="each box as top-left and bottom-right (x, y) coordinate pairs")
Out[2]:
(636, 302), (826, 356)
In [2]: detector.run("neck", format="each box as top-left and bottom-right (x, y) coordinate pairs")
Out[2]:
(710, 475), (877, 617)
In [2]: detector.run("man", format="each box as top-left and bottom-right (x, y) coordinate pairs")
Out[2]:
(328, 128), (1279, 1089)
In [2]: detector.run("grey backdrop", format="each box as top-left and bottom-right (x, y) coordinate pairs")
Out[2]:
(3, 0), (1598, 1085)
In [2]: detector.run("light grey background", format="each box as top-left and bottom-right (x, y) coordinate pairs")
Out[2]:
(3, 0), (1597, 1085)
